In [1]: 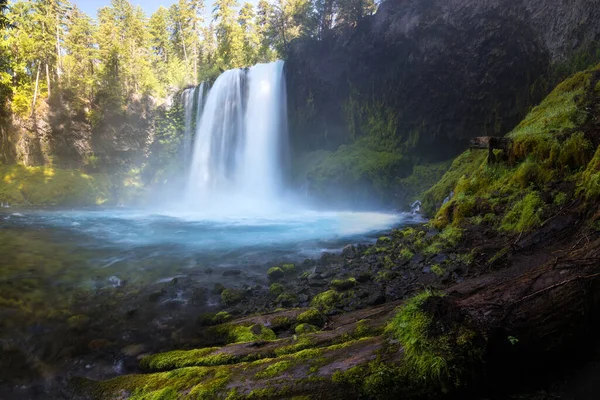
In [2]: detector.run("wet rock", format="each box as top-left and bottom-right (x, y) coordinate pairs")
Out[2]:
(267, 267), (285, 280)
(148, 289), (166, 302)
(431, 253), (448, 264)
(367, 292), (386, 306)
(222, 269), (242, 277)
(126, 308), (138, 318)
(121, 344), (146, 357)
(356, 272), (372, 283)
(67, 314), (90, 331)
(212, 283), (225, 294)
(88, 339), (110, 351)
(342, 244), (356, 259)
(298, 294), (309, 303)
(250, 324), (263, 335)
(320, 252), (338, 264)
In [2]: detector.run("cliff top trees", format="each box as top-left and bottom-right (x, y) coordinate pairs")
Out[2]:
(0, 0), (378, 120)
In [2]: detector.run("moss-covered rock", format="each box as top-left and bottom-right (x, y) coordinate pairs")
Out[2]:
(267, 267), (285, 280)
(221, 289), (245, 306)
(310, 290), (342, 314)
(385, 290), (485, 390)
(297, 308), (325, 327)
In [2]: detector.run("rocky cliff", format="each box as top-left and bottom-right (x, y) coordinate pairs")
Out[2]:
(285, 0), (600, 207)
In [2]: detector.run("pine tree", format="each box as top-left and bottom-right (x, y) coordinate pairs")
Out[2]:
(213, 0), (245, 69)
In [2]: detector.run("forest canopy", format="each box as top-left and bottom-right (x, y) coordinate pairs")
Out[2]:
(0, 0), (377, 118)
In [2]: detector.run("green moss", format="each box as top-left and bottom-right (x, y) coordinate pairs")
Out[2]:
(553, 191), (568, 206)
(221, 289), (244, 306)
(423, 226), (464, 255)
(276, 293), (298, 306)
(198, 311), (232, 326)
(396, 161), (453, 204)
(297, 308), (324, 327)
(267, 267), (284, 280)
(140, 348), (227, 371)
(223, 324), (277, 344)
(310, 290), (341, 314)
(129, 387), (179, 400)
(377, 236), (391, 244)
(422, 151), (487, 215)
(386, 290), (484, 388)
(274, 336), (315, 357)
(399, 247), (415, 261)
(269, 283), (284, 296)
(0, 164), (111, 206)
(254, 360), (294, 379)
(330, 277), (357, 291)
(501, 191), (545, 232)
(295, 323), (319, 335)
(431, 264), (445, 277)
(280, 263), (296, 274)
(270, 316), (293, 331)
(301, 138), (406, 202)
(578, 146), (600, 200)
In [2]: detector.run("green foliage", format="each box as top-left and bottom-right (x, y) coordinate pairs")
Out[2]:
(302, 138), (406, 202)
(0, 164), (110, 206)
(501, 191), (545, 232)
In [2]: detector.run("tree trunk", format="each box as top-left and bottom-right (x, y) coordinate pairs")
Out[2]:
(31, 63), (41, 117)
(45, 62), (51, 98)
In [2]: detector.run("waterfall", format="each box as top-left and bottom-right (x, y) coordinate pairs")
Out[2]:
(181, 82), (207, 164)
(182, 87), (196, 163)
(184, 61), (287, 212)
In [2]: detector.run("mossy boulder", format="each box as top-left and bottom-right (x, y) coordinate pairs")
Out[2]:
(267, 267), (285, 280)
(311, 290), (342, 314)
(221, 289), (245, 306)
(385, 290), (486, 391)
(297, 308), (325, 327)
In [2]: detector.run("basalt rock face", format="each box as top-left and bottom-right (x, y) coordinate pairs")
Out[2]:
(2, 93), (158, 171)
(286, 0), (600, 164)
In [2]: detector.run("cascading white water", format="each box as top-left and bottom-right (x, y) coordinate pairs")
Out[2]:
(181, 83), (206, 165)
(184, 61), (287, 212)
(181, 87), (195, 163)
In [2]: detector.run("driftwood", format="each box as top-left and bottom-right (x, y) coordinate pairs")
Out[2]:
(469, 136), (512, 163)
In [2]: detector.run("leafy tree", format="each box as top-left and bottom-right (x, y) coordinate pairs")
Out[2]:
(213, 0), (245, 69)
(238, 3), (259, 65)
